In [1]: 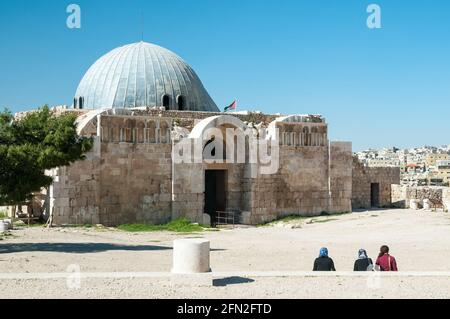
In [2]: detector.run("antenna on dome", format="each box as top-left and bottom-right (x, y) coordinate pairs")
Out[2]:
(140, 9), (144, 41)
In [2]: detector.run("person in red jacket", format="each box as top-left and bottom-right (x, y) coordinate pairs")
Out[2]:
(375, 245), (398, 271)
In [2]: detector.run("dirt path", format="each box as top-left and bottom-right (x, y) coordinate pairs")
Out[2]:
(1, 209), (450, 298)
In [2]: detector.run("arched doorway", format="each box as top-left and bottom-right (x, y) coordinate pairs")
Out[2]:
(188, 115), (249, 225)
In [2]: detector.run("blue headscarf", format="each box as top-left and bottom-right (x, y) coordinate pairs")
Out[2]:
(358, 249), (368, 259)
(319, 247), (328, 258)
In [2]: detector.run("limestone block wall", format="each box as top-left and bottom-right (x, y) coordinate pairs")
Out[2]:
(329, 142), (353, 213)
(443, 189), (450, 212)
(277, 146), (330, 216)
(244, 141), (353, 225)
(172, 163), (204, 223)
(50, 137), (101, 225)
(98, 142), (172, 226)
(391, 184), (407, 208)
(226, 164), (246, 212)
(391, 185), (447, 209)
(352, 157), (400, 209)
(245, 170), (281, 224)
(50, 115), (174, 226)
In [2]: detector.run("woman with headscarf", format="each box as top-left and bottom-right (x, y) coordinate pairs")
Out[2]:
(313, 247), (336, 271)
(375, 245), (398, 271)
(353, 249), (374, 271)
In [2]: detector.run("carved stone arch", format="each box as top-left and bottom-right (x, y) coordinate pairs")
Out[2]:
(189, 115), (249, 163)
(159, 120), (171, 144)
(109, 123), (119, 142)
(146, 120), (156, 143)
(189, 115), (248, 139)
(136, 121), (146, 143)
(76, 108), (112, 136)
(123, 118), (134, 142)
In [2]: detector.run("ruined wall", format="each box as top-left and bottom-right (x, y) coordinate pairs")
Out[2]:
(132, 109), (279, 131)
(391, 185), (447, 209)
(352, 157), (400, 209)
(444, 189), (450, 212)
(391, 184), (407, 208)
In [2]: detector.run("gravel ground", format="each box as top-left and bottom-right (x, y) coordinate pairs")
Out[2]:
(1, 209), (450, 299)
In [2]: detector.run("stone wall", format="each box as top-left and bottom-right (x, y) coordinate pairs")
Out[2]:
(98, 142), (172, 226)
(329, 142), (353, 213)
(277, 146), (329, 217)
(50, 115), (174, 226)
(391, 185), (447, 209)
(444, 189), (450, 212)
(391, 184), (407, 208)
(49, 137), (101, 225)
(352, 157), (401, 209)
(243, 142), (352, 225)
(172, 163), (204, 223)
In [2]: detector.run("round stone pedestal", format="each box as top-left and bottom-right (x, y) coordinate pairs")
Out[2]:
(0, 221), (7, 233)
(172, 239), (211, 274)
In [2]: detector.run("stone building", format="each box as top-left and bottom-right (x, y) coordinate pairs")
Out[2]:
(352, 157), (400, 209)
(12, 41), (399, 226)
(47, 107), (353, 226)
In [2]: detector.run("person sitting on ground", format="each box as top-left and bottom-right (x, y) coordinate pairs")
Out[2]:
(353, 249), (374, 271)
(313, 247), (336, 271)
(375, 245), (398, 271)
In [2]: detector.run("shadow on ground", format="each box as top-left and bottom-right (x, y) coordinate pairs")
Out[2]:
(213, 276), (255, 287)
(0, 242), (172, 254)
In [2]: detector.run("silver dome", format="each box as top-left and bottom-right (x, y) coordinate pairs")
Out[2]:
(74, 41), (219, 111)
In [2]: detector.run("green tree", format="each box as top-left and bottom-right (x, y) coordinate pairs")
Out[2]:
(0, 105), (93, 205)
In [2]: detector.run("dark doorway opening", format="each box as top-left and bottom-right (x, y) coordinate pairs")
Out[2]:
(370, 183), (380, 208)
(204, 170), (227, 226)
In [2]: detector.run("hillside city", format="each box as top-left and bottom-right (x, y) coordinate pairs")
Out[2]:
(355, 145), (450, 186)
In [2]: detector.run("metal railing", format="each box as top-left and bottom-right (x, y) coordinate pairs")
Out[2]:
(215, 211), (236, 227)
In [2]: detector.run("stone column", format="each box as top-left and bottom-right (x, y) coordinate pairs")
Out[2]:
(172, 239), (211, 274)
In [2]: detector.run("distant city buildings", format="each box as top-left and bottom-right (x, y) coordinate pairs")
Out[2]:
(355, 145), (450, 187)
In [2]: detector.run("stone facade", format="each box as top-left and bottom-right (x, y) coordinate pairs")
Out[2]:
(352, 157), (401, 209)
(49, 114), (174, 226)
(45, 109), (358, 226)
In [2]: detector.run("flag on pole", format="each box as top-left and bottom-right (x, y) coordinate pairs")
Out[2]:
(224, 100), (237, 112)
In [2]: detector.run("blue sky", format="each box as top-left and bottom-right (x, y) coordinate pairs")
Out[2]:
(0, 0), (449, 151)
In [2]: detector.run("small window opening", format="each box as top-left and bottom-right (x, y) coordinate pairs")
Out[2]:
(162, 95), (170, 108)
(177, 95), (185, 111)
